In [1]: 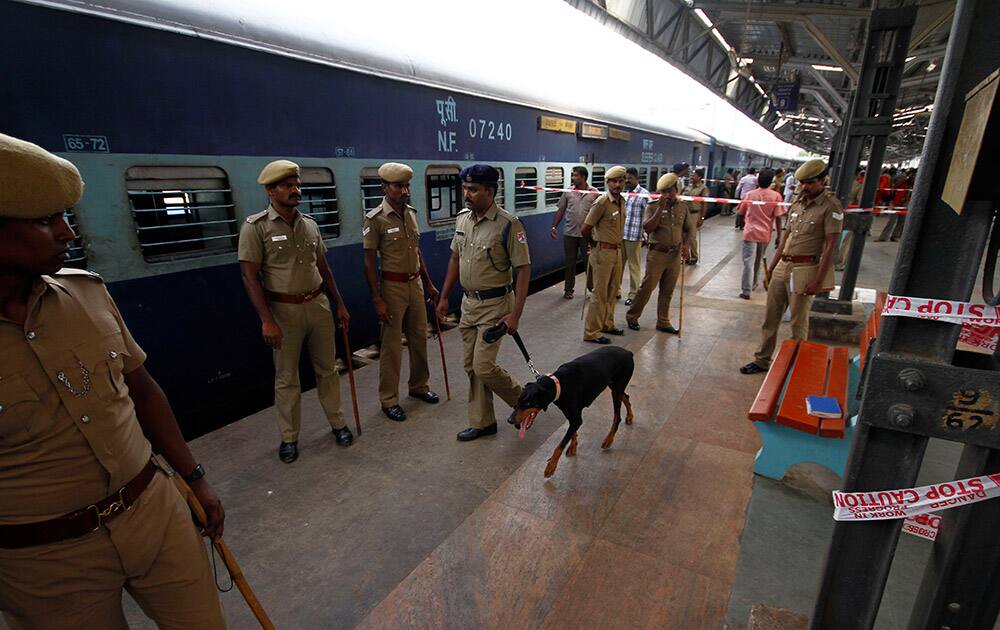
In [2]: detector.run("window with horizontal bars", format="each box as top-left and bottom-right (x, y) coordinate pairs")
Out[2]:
(591, 167), (605, 191)
(426, 165), (462, 225)
(125, 166), (237, 263)
(360, 167), (384, 213)
(649, 167), (659, 189)
(639, 167), (649, 190)
(299, 167), (340, 239)
(544, 166), (563, 207)
(64, 208), (88, 269)
(514, 167), (538, 211)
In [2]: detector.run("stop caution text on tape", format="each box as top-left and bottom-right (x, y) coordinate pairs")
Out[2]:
(833, 473), (1000, 522)
(881, 294), (1000, 352)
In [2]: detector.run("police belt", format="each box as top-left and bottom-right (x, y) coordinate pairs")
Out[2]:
(780, 255), (819, 263)
(0, 460), (157, 549)
(596, 242), (620, 251)
(650, 243), (681, 254)
(464, 284), (513, 300)
(265, 286), (323, 304)
(381, 271), (420, 282)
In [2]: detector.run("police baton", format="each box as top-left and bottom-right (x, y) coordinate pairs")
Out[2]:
(171, 474), (275, 630)
(339, 326), (362, 436)
(678, 246), (686, 339)
(428, 299), (451, 401)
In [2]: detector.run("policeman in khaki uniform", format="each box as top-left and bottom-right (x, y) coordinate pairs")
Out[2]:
(362, 162), (440, 422)
(238, 160), (353, 463)
(741, 159), (843, 374)
(436, 165), (531, 442)
(581, 165), (627, 344)
(0, 134), (225, 628)
(625, 173), (691, 333)
(682, 168), (710, 265)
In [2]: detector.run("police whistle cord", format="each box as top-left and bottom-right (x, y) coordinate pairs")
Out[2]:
(483, 321), (541, 377)
(832, 473), (1000, 525)
(517, 182), (907, 214)
(170, 474), (276, 630)
(881, 294), (1000, 352)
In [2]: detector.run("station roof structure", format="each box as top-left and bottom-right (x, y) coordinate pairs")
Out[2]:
(567, 0), (955, 160)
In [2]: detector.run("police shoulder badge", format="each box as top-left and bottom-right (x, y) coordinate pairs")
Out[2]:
(516, 230), (527, 244)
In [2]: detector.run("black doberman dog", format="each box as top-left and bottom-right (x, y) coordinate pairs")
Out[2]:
(510, 346), (635, 477)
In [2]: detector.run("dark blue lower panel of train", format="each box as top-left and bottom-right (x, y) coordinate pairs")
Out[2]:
(110, 212), (565, 439)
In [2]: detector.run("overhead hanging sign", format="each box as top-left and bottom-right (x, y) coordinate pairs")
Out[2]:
(772, 82), (801, 111)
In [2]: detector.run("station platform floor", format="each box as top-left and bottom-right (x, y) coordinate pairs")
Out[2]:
(113, 214), (932, 629)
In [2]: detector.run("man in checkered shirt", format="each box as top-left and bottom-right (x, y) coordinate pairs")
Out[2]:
(619, 167), (648, 305)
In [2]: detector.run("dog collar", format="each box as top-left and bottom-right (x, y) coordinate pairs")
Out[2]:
(547, 374), (561, 402)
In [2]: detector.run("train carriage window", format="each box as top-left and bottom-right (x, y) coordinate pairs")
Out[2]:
(544, 166), (563, 208)
(639, 167), (649, 189)
(514, 167), (538, 211)
(495, 168), (506, 209)
(360, 167), (383, 213)
(591, 167), (605, 191)
(426, 165), (463, 225)
(299, 167), (340, 240)
(125, 166), (238, 263)
(650, 167), (659, 187)
(64, 208), (88, 269)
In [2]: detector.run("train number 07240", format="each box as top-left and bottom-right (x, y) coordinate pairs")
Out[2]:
(468, 119), (512, 142)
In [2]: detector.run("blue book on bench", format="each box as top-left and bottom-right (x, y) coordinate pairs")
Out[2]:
(806, 395), (842, 419)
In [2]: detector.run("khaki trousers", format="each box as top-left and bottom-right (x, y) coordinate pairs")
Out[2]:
(626, 248), (681, 328)
(378, 278), (430, 407)
(752, 261), (814, 368)
(0, 471), (225, 630)
(620, 240), (642, 300)
(271, 293), (344, 442)
(585, 248), (622, 340)
(459, 293), (523, 428)
(685, 211), (701, 261)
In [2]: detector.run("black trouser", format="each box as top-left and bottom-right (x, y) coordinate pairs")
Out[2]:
(563, 235), (589, 292)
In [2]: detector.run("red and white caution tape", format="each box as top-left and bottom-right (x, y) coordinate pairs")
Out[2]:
(881, 295), (1000, 352)
(518, 183), (907, 214)
(903, 513), (941, 542)
(833, 474), (1000, 522)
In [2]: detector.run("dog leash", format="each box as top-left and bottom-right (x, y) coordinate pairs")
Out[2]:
(483, 322), (541, 377)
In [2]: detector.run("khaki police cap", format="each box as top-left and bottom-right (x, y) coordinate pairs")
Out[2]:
(606, 165), (627, 181)
(795, 159), (827, 182)
(656, 172), (679, 192)
(257, 160), (300, 186)
(378, 162), (414, 183)
(0, 133), (83, 219)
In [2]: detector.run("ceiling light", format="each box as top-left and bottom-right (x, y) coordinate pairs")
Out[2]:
(811, 64), (844, 72)
(754, 82), (766, 96)
(694, 8), (713, 28)
(927, 61), (937, 72)
(739, 57), (754, 65)
(905, 55), (916, 62)
(711, 28), (730, 50)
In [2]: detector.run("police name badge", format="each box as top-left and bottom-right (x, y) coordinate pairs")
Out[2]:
(271, 235), (288, 242)
(612, 211), (619, 217)
(387, 227), (400, 234)
(832, 212), (844, 220)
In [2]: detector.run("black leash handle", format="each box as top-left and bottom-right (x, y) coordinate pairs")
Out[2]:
(483, 322), (541, 377)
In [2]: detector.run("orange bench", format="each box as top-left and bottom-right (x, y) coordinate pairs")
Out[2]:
(748, 298), (884, 479)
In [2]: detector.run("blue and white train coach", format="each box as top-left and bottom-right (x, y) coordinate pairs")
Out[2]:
(2, 0), (788, 437)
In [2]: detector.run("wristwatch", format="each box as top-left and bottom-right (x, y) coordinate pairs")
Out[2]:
(183, 463), (206, 483)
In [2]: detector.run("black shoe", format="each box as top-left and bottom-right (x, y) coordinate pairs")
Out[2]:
(740, 363), (767, 375)
(624, 298), (633, 306)
(457, 424), (498, 441)
(278, 441), (298, 463)
(627, 320), (640, 331)
(602, 327), (625, 336)
(586, 336), (611, 344)
(738, 292), (750, 300)
(409, 391), (440, 404)
(333, 426), (354, 446)
(382, 405), (407, 422)
(563, 290), (573, 299)
(656, 325), (679, 335)
(686, 259), (697, 266)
